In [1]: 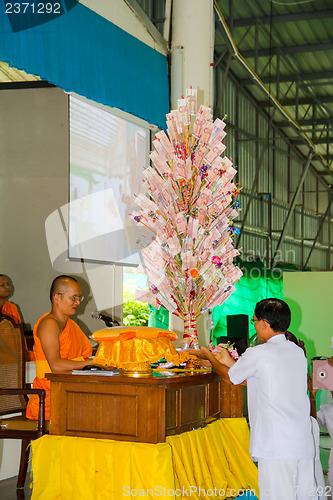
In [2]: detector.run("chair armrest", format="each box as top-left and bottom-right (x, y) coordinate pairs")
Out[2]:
(0, 388), (46, 435)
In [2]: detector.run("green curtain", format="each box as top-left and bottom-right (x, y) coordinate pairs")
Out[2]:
(148, 304), (170, 329)
(212, 259), (283, 343)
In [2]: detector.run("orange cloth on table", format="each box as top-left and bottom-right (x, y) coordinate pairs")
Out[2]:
(92, 326), (183, 368)
(26, 313), (92, 420)
(1, 301), (35, 360)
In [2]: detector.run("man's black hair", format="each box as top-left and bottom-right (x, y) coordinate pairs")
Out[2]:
(255, 298), (291, 333)
(49, 275), (79, 302)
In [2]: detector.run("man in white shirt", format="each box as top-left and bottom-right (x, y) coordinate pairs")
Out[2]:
(192, 298), (317, 500)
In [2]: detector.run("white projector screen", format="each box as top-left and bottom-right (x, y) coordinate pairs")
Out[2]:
(68, 95), (150, 265)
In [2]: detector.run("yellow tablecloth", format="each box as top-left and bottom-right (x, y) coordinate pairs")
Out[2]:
(30, 418), (259, 500)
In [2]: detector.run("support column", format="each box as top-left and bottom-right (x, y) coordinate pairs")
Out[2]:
(170, 0), (214, 109)
(169, 0), (214, 344)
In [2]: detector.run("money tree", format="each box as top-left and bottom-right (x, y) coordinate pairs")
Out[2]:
(132, 91), (242, 346)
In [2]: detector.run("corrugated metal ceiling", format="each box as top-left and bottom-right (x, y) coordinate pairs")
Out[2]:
(135, 0), (333, 184)
(214, 0), (333, 182)
(2, 0), (333, 186)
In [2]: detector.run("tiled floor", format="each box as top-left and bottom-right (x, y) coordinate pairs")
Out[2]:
(0, 476), (32, 500)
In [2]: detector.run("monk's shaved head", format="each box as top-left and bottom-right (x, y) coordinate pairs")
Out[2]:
(50, 275), (79, 302)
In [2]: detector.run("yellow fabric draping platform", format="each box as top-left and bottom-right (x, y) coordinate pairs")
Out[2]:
(30, 418), (259, 500)
(166, 419), (259, 500)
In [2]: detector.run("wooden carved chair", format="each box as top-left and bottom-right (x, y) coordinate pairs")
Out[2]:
(0, 314), (48, 489)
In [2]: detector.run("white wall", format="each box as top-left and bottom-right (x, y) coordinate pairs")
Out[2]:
(0, 87), (68, 327)
(0, 87), (122, 336)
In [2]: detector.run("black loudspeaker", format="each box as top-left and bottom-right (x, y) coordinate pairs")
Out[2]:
(216, 314), (249, 356)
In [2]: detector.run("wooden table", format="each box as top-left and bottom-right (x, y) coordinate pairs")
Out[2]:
(47, 371), (228, 443)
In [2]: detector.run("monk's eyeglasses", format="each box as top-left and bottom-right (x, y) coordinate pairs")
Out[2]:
(58, 293), (84, 303)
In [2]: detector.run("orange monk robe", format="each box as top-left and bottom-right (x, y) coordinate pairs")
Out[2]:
(1, 301), (21, 324)
(26, 313), (92, 420)
(1, 301), (34, 360)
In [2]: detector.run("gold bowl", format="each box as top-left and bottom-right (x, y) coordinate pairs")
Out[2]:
(120, 362), (153, 377)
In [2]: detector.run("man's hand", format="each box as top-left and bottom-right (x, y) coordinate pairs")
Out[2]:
(190, 345), (236, 368)
(189, 345), (234, 384)
(213, 347), (236, 368)
(190, 345), (236, 367)
(189, 345), (212, 361)
(190, 346), (214, 368)
(100, 364), (119, 371)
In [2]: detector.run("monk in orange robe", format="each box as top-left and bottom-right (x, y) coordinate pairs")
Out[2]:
(0, 274), (22, 323)
(0, 274), (34, 360)
(26, 275), (94, 420)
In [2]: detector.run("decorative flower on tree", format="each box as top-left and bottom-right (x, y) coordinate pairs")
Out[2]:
(132, 89), (242, 346)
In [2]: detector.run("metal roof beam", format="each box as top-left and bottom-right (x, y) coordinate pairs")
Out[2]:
(271, 151), (314, 268)
(213, 0), (333, 178)
(231, 9), (333, 28)
(241, 41), (333, 59)
(297, 126), (333, 134)
(259, 95), (333, 107)
(123, 0), (168, 53)
(239, 70), (333, 86)
(303, 193), (333, 269)
(277, 118), (330, 128)
(236, 113), (276, 247)
(290, 136), (333, 146)
(215, 60), (333, 187)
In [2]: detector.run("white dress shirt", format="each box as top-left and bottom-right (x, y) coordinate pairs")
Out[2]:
(229, 334), (315, 461)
